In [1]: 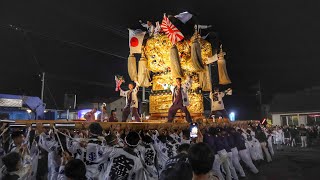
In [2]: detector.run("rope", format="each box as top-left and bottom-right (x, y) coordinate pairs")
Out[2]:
(53, 127), (65, 152)
(0, 128), (8, 138)
(55, 129), (103, 143)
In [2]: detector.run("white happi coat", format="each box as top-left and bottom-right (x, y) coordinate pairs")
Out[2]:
(29, 140), (39, 180)
(210, 91), (225, 111)
(169, 133), (181, 143)
(1, 164), (32, 180)
(151, 133), (177, 174)
(246, 136), (263, 161)
(66, 138), (106, 180)
(266, 133), (275, 156)
(275, 130), (284, 144)
(97, 112), (108, 122)
(86, 143), (144, 180)
(39, 133), (60, 180)
(0, 141), (5, 168)
(136, 144), (158, 180)
(120, 84), (139, 108)
(8, 142), (20, 153)
(141, 22), (155, 36)
(170, 77), (192, 107)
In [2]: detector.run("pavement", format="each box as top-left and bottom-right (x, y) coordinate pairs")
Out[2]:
(246, 139), (320, 180)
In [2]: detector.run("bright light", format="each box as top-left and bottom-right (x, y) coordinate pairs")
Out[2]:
(78, 109), (101, 119)
(26, 109), (32, 114)
(229, 112), (235, 121)
(146, 115), (150, 120)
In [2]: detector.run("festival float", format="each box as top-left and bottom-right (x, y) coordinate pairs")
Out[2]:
(8, 12), (234, 127)
(126, 12), (232, 123)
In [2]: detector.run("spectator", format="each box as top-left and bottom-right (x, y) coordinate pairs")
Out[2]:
(299, 124), (308, 148)
(108, 110), (118, 122)
(84, 108), (97, 122)
(97, 106), (108, 122)
(283, 126), (291, 146)
(289, 126), (298, 147)
(188, 143), (219, 180)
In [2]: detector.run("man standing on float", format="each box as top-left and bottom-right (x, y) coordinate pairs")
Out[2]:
(119, 81), (141, 122)
(167, 76), (192, 123)
(209, 87), (232, 119)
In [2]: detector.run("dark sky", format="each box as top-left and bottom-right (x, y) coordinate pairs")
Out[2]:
(1, 0), (320, 119)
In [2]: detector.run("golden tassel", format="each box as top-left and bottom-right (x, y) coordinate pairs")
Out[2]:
(198, 65), (212, 91)
(203, 65), (212, 91)
(170, 45), (183, 79)
(128, 54), (138, 82)
(191, 33), (204, 71)
(138, 53), (151, 87)
(218, 46), (231, 85)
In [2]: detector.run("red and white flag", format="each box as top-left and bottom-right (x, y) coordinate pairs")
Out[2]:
(128, 29), (146, 54)
(161, 14), (184, 45)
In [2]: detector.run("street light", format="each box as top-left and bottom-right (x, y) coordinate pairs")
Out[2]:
(229, 112), (235, 121)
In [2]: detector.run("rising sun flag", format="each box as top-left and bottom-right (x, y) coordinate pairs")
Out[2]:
(161, 14), (184, 44)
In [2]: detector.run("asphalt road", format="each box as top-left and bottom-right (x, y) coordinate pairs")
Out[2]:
(247, 139), (320, 180)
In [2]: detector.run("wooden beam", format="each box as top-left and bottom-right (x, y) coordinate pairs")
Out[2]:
(11, 119), (259, 130)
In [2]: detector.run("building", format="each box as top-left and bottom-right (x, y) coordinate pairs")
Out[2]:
(0, 94), (45, 120)
(105, 97), (126, 121)
(270, 87), (320, 126)
(78, 97), (126, 121)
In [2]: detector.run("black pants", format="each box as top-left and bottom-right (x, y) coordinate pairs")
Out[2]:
(168, 104), (192, 123)
(210, 109), (228, 118)
(122, 107), (141, 122)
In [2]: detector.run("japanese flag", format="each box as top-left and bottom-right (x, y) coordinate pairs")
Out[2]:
(128, 29), (146, 54)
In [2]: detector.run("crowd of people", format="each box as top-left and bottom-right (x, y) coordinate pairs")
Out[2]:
(0, 121), (319, 180)
(271, 124), (319, 149)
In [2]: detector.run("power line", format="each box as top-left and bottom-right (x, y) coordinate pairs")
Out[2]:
(46, 74), (114, 88)
(46, 84), (58, 109)
(82, 16), (128, 38)
(2, 24), (128, 60)
(49, 4), (129, 39)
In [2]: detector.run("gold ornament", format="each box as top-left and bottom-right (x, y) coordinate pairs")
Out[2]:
(144, 34), (212, 72)
(143, 34), (213, 118)
(149, 93), (204, 114)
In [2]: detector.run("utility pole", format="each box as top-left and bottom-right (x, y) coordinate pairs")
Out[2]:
(41, 72), (45, 101)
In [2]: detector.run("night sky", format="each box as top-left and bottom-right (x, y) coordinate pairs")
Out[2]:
(1, 0), (320, 119)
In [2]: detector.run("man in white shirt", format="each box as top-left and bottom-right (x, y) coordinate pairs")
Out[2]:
(120, 82), (141, 122)
(139, 20), (155, 37)
(97, 106), (108, 122)
(168, 77), (193, 123)
(209, 87), (231, 119)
